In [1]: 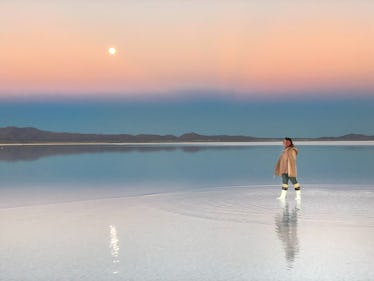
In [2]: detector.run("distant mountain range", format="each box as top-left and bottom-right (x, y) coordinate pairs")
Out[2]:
(0, 127), (373, 143)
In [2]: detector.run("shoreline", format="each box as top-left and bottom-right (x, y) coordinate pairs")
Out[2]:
(1, 140), (374, 146)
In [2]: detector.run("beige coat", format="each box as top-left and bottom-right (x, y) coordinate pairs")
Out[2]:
(274, 147), (298, 177)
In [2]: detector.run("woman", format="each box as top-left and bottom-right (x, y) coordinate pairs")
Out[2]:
(275, 137), (301, 200)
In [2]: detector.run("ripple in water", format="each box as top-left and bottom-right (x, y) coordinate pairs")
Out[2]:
(143, 185), (374, 228)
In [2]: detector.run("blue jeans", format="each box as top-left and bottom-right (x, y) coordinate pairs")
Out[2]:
(281, 173), (300, 190)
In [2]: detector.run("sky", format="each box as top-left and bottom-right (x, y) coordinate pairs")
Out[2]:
(0, 0), (373, 136)
(1, 99), (373, 138)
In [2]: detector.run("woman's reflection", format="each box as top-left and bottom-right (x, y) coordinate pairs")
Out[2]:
(274, 202), (300, 268)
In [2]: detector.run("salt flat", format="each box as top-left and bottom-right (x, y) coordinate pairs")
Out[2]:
(1, 185), (373, 281)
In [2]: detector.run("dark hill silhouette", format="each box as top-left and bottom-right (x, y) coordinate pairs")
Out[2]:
(0, 127), (373, 143)
(315, 134), (374, 141)
(0, 127), (266, 143)
(0, 127), (177, 143)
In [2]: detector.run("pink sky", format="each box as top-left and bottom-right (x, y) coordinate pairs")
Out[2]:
(1, 1), (373, 99)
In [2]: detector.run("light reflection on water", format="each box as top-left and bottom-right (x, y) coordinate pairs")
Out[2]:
(109, 225), (120, 275)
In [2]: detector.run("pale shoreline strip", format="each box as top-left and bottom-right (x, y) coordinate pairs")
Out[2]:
(1, 141), (374, 146)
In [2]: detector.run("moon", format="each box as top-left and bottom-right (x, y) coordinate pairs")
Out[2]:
(108, 47), (117, 55)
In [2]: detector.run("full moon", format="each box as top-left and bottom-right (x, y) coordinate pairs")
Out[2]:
(108, 47), (117, 55)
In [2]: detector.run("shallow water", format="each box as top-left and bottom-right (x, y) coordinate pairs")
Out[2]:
(1, 186), (373, 281)
(0, 145), (373, 280)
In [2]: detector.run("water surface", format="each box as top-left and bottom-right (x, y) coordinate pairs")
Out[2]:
(0, 144), (373, 280)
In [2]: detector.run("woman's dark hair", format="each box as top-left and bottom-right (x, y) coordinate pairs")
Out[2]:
(284, 137), (294, 147)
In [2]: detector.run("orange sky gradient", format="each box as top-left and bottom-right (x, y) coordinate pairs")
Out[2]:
(1, 1), (373, 99)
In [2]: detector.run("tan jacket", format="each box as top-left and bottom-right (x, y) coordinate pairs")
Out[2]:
(274, 147), (298, 177)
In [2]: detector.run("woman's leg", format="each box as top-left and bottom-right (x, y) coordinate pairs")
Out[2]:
(289, 177), (301, 200)
(278, 173), (289, 200)
(281, 173), (289, 190)
(289, 177), (300, 190)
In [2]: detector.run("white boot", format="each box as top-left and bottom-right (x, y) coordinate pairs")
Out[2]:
(295, 190), (301, 201)
(277, 190), (287, 200)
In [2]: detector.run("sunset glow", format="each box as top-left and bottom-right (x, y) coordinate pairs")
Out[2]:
(0, 1), (373, 99)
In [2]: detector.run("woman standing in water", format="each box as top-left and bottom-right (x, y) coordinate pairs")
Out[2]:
(275, 137), (301, 201)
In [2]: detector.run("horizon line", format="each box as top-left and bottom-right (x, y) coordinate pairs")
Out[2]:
(1, 126), (373, 139)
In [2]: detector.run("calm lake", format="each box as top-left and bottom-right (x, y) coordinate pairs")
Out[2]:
(0, 143), (373, 281)
(0, 144), (373, 201)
